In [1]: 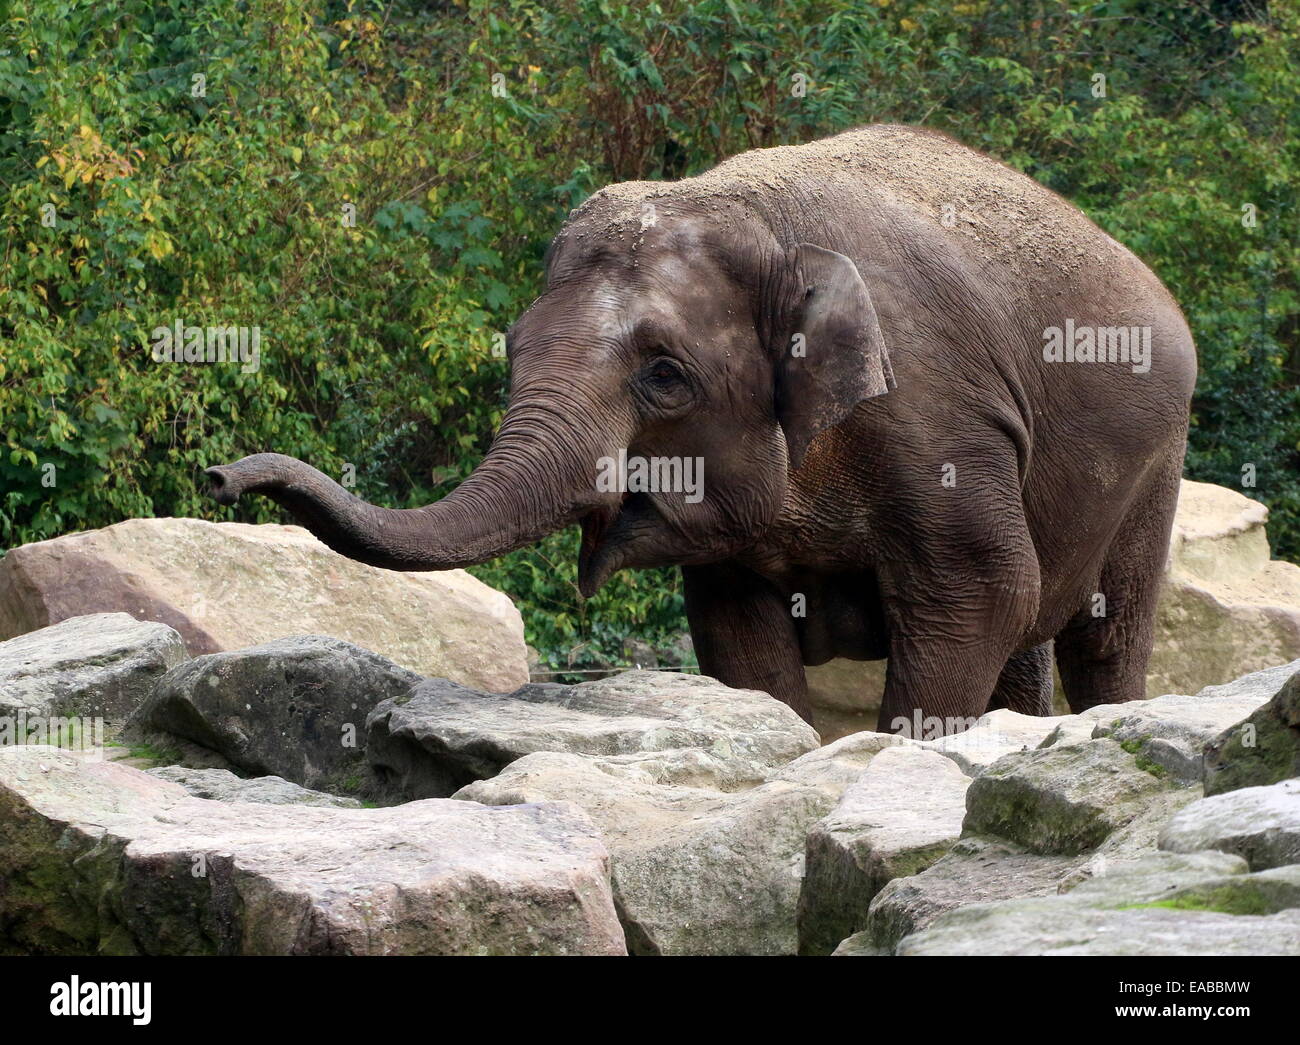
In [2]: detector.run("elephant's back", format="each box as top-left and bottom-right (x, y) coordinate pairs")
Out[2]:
(699, 125), (1145, 296)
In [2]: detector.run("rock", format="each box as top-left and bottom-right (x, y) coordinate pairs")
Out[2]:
(0, 613), (186, 721)
(0, 517), (527, 693)
(0, 747), (624, 956)
(841, 850), (1246, 956)
(765, 729), (915, 790)
(965, 738), (1186, 855)
(1089, 660), (1297, 782)
(898, 900), (1300, 956)
(1159, 779), (1300, 870)
(861, 837), (1087, 953)
(798, 745), (970, 954)
(1204, 670), (1300, 795)
(895, 851), (1300, 955)
(455, 732), (901, 955)
(366, 670), (820, 799)
(1150, 481), (1300, 699)
(127, 636), (422, 795)
(919, 708), (1072, 775)
(146, 766), (362, 807)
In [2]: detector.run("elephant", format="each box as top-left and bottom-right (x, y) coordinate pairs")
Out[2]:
(206, 124), (1196, 736)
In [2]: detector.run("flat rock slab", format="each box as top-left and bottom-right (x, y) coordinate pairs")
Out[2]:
(1160, 779), (1300, 870)
(918, 708), (1072, 775)
(455, 733), (898, 956)
(898, 903), (1300, 956)
(146, 766), (362, 808)
(0, 517), (528, 693)
(798, 745), (970, 954)
(0, 612), (186, 720)
(0, 747), (624, 956)
(128, 636), (422, 795)
(368, 670), (820, 799)
(895, 852), (1300, 956)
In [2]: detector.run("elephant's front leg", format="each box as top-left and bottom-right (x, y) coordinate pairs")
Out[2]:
(877, 533), (1042, 737)
(681, 562), (811, 723)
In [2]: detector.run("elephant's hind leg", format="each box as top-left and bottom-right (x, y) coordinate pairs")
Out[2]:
(987, 642), (1054, 716)
(1055, 454), (1183, 713)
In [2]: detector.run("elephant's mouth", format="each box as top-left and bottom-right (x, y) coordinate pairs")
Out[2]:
(578, 491), (654, 597)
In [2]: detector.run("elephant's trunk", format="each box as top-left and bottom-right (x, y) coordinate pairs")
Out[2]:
(206, 405), (610, 571)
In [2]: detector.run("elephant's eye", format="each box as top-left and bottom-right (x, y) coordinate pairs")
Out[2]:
(645, 357), (684, 389)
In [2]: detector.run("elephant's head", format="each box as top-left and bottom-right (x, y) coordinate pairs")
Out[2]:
(206, 190), (893, 594)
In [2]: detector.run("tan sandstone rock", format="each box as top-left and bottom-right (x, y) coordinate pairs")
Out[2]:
(0, 517), (527, 693)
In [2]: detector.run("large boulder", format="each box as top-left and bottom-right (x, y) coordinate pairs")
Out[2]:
(0, 747), (624, 956)
(1150, 481), (1300, 699)
(806, 480), (1300, 736)
(797, 745), (970, 954)
(0, 517), (527, 693)
(126, 636), (422, 795)
(964, 739), (1187, 856)
(366, 670), (821, 799)
(0, 612), (186, 721)
(455, 731), (907, 955)
(1203, 671), (1300, 796)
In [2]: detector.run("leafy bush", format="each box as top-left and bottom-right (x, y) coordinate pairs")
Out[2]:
(2, 0), (1296, 672)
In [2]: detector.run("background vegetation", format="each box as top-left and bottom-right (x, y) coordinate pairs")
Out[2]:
(2, 0), (1297, 674)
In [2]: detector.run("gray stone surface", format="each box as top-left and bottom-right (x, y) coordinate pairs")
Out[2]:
(964, 738), (1187, 855)
(1160, 779), (1300, 870)
(455, 732), (899, 956)
(127, 635), (422, 795)
(862, 837), (1086, 954)
(1089, 661), (1297, 781)
(0, 613), (186, 720)
(0, 746), (625, 955)
(919, 709), (1072, 775)
(895, 852), (1300, 956)
(146, 766), (362, 807)
(368, 670), (820, 799)
(798, 745), (970, 954)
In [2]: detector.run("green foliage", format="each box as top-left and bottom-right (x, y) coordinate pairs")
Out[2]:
(2, 0), (1297, 670)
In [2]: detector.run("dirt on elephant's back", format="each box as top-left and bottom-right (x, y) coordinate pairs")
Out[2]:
(579, 124), (1136, 288)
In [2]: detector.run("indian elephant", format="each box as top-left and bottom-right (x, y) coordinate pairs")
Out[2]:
(206, 125), (1196, 735)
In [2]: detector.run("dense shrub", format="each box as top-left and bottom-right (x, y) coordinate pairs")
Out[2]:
(2, 0), (1296, 673)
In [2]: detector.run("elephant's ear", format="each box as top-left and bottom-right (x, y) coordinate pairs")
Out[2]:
(772, 243), (894, 467)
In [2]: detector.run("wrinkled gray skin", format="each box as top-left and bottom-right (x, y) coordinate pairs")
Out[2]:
(207, 126), (1196, 731)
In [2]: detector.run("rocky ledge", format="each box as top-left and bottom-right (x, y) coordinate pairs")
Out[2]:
(1, 604), (1298, 956)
